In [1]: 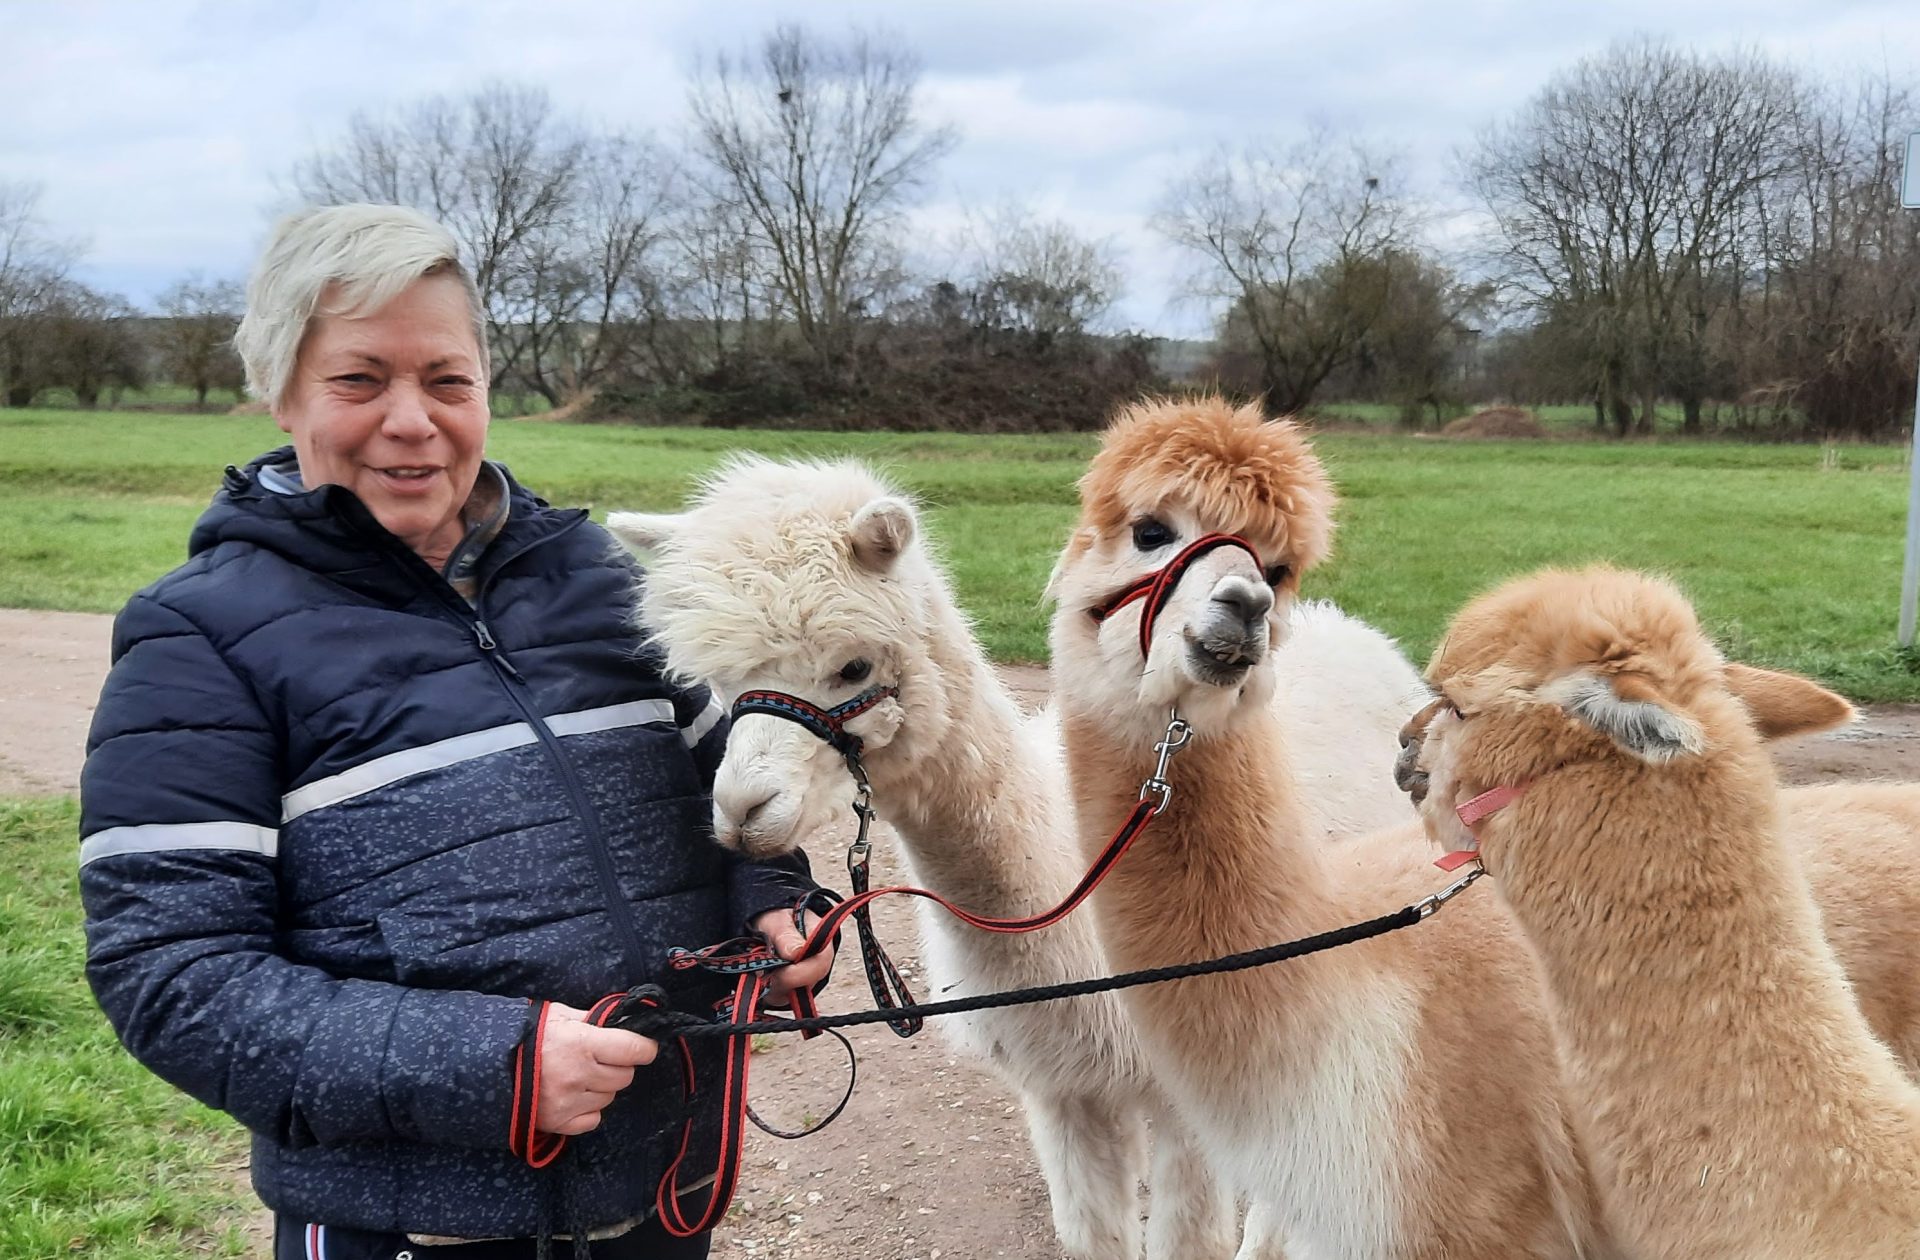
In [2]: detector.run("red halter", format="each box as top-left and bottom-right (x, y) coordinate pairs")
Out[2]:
(1089, 532), (1271, 660)
(1434, 783), (1530, 871)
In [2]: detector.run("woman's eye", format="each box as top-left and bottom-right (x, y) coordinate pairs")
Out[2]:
(1131, 519), (1175, 551)
(838, 659), (872, 684)
(1263, 563), (1291, 586)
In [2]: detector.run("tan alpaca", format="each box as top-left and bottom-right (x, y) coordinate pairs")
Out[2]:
(1412, 567), (1920, 1258)
(1400, 670), (1920, 1073)
(1048, 397), (1615, 1258)
(1785, 783), (1920, 1068)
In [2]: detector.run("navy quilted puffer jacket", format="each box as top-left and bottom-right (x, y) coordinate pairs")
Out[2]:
(78, 447), (815, 1240)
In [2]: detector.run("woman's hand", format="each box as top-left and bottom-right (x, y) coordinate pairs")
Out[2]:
(533, 1003), (658, 1136)
(751, 908), (835, 1009)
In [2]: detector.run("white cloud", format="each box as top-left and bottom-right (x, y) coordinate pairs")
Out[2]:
(4, 0), (1916, 335)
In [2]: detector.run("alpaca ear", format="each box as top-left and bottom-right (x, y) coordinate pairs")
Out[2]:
(606, 511), (683, 554)
(848, 497), (916, 572)
(1724, 662), (1855, 741)
(1543, 670), (1705, 763)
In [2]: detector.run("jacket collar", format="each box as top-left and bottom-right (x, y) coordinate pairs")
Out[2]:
(195, 447), (585, 604)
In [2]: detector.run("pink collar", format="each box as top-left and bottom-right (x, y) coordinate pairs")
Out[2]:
(1434, 783), (1529, 872)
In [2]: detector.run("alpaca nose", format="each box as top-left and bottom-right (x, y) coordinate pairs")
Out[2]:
(1212, 581), (1273, 631)
(1393, 741), (1430, 804)
(714, 780), (778, 836)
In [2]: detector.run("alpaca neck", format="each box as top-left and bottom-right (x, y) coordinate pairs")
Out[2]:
(1062, 704), (1329, 961)
(1494, 751), (1890, 1140)
(868, 600), (1068, 913)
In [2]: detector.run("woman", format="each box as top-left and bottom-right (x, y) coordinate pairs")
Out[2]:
(78, 204), (832, 1259)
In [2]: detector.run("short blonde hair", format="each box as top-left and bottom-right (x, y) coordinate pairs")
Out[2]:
(235, 204), (489, 409)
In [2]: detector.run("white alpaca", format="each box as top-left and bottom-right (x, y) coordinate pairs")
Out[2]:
(1411, 567), (1920, 1258)
(610, 456), (1427, 1260)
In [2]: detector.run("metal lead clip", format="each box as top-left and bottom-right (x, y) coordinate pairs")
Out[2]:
(1413, 864), (1485, 919)
(846, 753), (877, 887)
(1137, 708), (1194, 815)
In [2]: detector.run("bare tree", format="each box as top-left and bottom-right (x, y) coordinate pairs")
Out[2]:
(669, 191), (782, 380)
(1156, 131), (1410, 414)
(957, 204), (1125, 350)
(155, 274), (245, 408)
(496, 133), (686, 406)
(290, 82), (587, 391)
(1347, 250), (1496, 427)
(689, 24), (956, 383)
(0, 182), (80, 406)
(47, 281), (145, 407)
(1753, 73), (1920, 436)
(1469, 40), (1802, 434)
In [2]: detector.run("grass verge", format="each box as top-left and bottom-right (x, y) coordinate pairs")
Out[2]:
(0, 797), (254, 1260)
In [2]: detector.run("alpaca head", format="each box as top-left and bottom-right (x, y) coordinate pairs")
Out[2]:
(1047, 396), (1335, 736)
(609, 458), (955, 858)
(1395, 566), (1854, 857)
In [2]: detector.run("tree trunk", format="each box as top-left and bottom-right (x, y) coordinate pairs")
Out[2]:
(1681, 392), (1703, 435)
(1601, 360), (1634, 438)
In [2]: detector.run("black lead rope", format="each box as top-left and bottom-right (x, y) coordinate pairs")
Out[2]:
(612, 873), (1478, 1042)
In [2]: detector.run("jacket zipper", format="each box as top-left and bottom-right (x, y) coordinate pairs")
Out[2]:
(367, 509), (654, 978)
(473, 623), (651, 979)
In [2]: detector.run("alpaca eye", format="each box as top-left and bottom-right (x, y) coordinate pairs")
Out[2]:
(1263, 563), (1291, 586)
(1131, 519), (1175, 551)
(838, 659), (873, 684)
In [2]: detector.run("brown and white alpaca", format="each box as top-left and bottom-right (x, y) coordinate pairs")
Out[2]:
(1047, 397), (1612, 1258)
(609, 455), (1428, 1260)
(1400, 662), (1920, 1073)
(1410, 567), (1920, 1258)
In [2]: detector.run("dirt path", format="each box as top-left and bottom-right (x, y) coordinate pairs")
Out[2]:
(9, 611), (1916, 1258)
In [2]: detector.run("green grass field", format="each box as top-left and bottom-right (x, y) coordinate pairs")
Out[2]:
(3, 407), (1914, 698)
(0, 798), (252, 1259)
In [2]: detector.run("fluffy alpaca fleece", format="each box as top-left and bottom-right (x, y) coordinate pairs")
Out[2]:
(609, 455), (1427, 1260)
(1413, 567), (1920, 1258)
(1401, 665), (1920, 1075)
(1048, 397), (1612, 1259)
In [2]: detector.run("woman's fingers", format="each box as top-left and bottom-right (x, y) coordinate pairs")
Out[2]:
(533, 1005), (658, 1135)
(751, 908), (837, 1007)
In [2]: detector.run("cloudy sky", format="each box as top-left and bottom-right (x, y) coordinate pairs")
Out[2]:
(7, 0), (1919, 336)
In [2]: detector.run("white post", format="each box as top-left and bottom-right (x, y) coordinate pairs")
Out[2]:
(1902, 365), (1920, 647)
(1901, 133), (1920, 647)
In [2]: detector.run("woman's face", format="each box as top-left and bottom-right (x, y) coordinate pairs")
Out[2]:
(276, 273), (489, 568)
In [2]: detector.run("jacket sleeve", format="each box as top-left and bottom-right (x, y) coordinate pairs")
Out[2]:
(79, 592), (532, 1152)
(672, 684), (823, 932)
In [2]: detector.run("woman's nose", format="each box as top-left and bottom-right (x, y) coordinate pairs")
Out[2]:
(381, 381), (438, 439)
